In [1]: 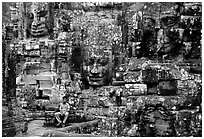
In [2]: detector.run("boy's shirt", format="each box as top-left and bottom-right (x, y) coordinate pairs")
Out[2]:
(59, 102), (70, 114)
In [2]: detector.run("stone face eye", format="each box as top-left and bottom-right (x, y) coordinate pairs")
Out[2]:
(161, 16), (179, 28)
(87, 58), (95, 65)
(98, 58), (108, 66)
(143, 17), (156, 29)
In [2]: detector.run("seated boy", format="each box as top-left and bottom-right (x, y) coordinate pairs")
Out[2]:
(54, 96), (70, 127)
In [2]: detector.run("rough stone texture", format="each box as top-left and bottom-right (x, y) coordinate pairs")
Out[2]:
(15, 120), (55, 137)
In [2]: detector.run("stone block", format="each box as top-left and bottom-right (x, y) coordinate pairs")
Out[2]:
(97, 117), (121, 137)
(174, 109), (201, 137)
(131, 95), (194, 111)
(147, 83), (158, 95)
(190, 112), (202, 136)
(124, 83), (147, 96)
(158, 69), (174, 80)
(128, 58), (146, 71)
(158, 80), (177, 96)
(123, 71), (142, 83)
(142, 68), (159, 83)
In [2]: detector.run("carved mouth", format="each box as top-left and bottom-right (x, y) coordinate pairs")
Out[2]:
(89, 77), (103, 81)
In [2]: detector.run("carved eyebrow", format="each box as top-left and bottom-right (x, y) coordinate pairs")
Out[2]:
(88, 57), (96, 60)
(160, 14), (178, 18)
(143, 15), (154, 18)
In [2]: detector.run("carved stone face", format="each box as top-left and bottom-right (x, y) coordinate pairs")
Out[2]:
(31, 3), (48, 37)
(82, 46), (112, 86)
(136, 3), (160, 58)
(138, 3), (182, 58)
(157, 4), (182, 58)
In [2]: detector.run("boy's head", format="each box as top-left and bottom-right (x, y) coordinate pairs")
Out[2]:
(62, 96), (67, 103)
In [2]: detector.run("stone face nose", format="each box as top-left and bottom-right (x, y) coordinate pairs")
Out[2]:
(154, 17), (161, 30)
(90, 63), (102, 74)
(90, 65), (98, 74)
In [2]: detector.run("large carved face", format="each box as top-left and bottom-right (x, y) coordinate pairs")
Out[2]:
(158, 3), (181, 51)
(31, 3), (49, 37)
(137, 3), (182, 58)
(82, 46), (112, 86)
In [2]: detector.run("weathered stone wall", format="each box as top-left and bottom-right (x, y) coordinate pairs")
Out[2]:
(79, 2), (202, 137)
